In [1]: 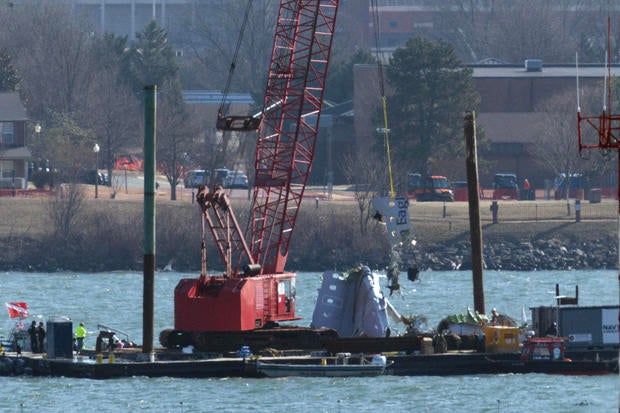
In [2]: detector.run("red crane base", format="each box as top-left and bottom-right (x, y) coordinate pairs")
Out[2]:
(174, 273), (299, 332)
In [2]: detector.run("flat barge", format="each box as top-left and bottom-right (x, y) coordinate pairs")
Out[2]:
(1, 346), (616, 379)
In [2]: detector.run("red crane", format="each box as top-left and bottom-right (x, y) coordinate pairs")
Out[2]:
(164, 0), (340, 349)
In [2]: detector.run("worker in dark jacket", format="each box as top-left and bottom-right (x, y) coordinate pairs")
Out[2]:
(544, 322), (558, 337)
(37, 322), (46, 354)
(28, 321), (39, 353)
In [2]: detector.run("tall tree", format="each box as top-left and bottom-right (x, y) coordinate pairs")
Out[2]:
(325, 49), (375, 104)
(79, 69), (141, 190)
(534, 80), (619, 204)
(343, 149), (385, 236)
(30, 111), (96, 179)
(435, 0), (618, 64)
(184, 0), (276, 95)
(157, 79), (200, 201)
(385, 37), (479, 177)
(5, 2), (98, 118)
(0, 48), (19, 91)
(126, 20), (179, 93)
(77, 32), (141, 188)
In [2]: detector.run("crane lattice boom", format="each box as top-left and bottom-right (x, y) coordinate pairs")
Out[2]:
(247, 0), (339, 274)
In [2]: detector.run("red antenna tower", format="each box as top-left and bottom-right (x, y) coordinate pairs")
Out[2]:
(577, 16), (620, 154)
(576, 15), (620, 308)
(577, 16), (620, 203)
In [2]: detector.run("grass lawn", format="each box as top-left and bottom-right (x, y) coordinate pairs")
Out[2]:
(1, 185), (617, 245)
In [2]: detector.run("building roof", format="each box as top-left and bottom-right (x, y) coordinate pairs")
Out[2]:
(182, 90), (254, 105)
(2, 146), (32, 160)
(472, 64), (620, 78)
(0, 92), (27, 121)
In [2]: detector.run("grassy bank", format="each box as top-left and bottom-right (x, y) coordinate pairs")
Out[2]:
(0, 189), (617, 272)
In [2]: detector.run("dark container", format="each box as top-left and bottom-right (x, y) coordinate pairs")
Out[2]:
(46, 316), (73, 358)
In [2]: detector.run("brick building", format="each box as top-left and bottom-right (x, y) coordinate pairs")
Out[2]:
(351, 62), (620, 190)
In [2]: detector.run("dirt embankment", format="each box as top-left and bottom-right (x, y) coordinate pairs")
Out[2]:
(0, 189), (617, 272)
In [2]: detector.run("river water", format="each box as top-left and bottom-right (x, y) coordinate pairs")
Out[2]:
(0, 269), (617, 412)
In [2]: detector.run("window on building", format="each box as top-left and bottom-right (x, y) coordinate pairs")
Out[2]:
(0, 122), (15, 145)
(0, 160), (15, 178)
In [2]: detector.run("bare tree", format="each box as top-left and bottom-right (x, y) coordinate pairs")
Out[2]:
(46, 182), (85, 243)
(343, 150), (385, 236)
(79, 69), (141, 189)
(534, 88), (600, 213)
(2, 2), (98, 118)
(535, 91), (583, 175)
(157, 79), (201, 200)
(185, 0), (277, 95)
(435, 0), (617, 64)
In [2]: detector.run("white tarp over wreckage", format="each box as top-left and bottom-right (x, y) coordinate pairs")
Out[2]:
(311, 266), (403, 337)
(311, 196), (417, 338)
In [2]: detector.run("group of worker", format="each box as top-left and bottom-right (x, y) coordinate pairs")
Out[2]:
(27, 321), (46, 353)
(25, 321), (128, 355)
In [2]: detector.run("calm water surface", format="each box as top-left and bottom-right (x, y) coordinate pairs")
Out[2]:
(0, 269), (617, 412)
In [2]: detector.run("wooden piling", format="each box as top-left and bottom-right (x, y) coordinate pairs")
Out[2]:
(143, 85), (157, 355)
(464, 111), (485, 315)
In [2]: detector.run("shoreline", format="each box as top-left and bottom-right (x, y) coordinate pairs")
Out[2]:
(0, 189), (617, 273)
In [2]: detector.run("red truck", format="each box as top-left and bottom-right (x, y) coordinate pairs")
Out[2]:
(408, 173), (454, 202)
(492, 173), (518, 200)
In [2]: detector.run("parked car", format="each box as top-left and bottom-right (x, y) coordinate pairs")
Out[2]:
(492, 173), (518, 200)
(184, 170), (210, 188)
(224, 171), (249, 189)
(553, 173), (584, 199)
(212, 168), (231, 187)
(82, 170), (108, 186)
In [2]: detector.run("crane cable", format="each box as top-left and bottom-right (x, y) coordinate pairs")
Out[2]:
(218, 0), (254, 118)
(370, 0), (395, 199)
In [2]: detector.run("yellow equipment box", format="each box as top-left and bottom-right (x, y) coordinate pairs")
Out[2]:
(484, 325), (520, 353)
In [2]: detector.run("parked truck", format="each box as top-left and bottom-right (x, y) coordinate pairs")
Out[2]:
(492, 173), (518, 200)
(408, 173), (454, 202)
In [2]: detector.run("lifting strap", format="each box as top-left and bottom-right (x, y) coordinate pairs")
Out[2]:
(371, 0), (395, 198)
(217, 0), (261, 131)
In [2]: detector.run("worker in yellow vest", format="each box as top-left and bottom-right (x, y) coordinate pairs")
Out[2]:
(75, 322), (86, 353)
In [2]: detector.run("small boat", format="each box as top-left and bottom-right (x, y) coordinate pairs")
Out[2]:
(256, 353), (390, 378)
(488, 337), (618, 375)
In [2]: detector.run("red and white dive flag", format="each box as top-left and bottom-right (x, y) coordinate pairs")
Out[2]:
(5, 302), (28, 319)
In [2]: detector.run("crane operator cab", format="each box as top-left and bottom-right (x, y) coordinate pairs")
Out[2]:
(277, 279), (295, 315)
(216, 113), (262, 131)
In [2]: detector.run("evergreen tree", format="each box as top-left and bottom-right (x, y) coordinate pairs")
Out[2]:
(325, 49), (375, 103)
(0, 48), (20, 91)
(385, 37), (479, 176)
(92, 32), (129, 73)
(126, 20), (178, 93)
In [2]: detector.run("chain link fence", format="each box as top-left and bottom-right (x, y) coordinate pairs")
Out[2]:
(410, 199), (617, 223)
